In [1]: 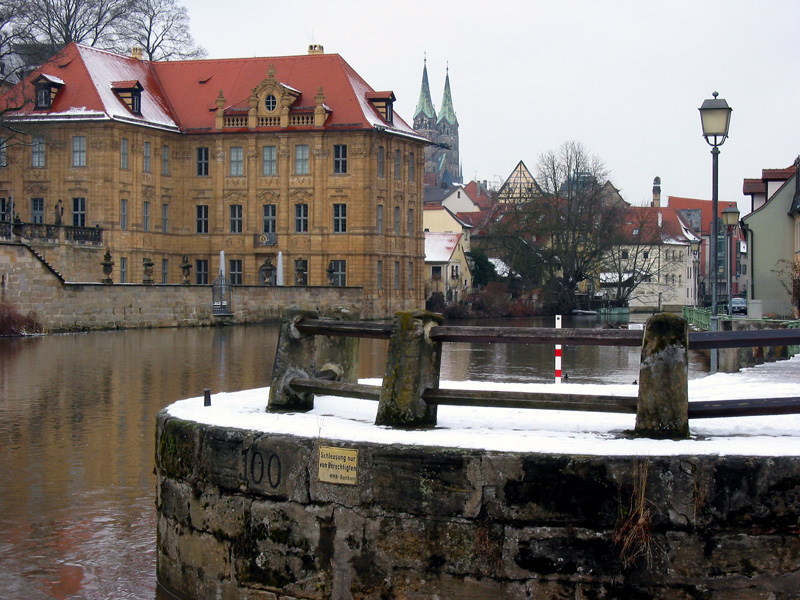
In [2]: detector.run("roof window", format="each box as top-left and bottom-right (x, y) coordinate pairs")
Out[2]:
(112, 80), (144, 115)
(33, 74), (64, 110)
(366, 91), (396, 124)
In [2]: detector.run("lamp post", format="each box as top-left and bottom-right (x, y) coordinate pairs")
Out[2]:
(722, 204), (740, 315)
(699, 91), (732, 373)
(690, 239), (701, 308)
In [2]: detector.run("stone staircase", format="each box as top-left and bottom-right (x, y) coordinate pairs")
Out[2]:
(21, 242), (65, 282)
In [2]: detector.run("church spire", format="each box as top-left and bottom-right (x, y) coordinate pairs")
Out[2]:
(437, 63), (457, 125)
(414, 55), (436, 120)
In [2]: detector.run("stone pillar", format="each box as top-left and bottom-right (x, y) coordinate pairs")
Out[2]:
(718, 319), (739, 373)
(268, 305), (319, 413)
(316, 305), (360, 383)
(375, 310), (443, 428)
(635, 313), (689, 439)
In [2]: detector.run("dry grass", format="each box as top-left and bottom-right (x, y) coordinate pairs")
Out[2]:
(613, 459), (656, 570)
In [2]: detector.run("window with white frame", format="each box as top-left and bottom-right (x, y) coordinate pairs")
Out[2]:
(394, 206), (400, 235)
(407, 208), (414, 236)
(162, 203), (169, 232)
(72, 136), (86, 167)
(31, 198), (44, 224)
(394, 261), (400, 289)
(408, 261), (413, 289)
(120, 137), (129, 169)
(229, 204), (243, 233)
(72, 197), (86, 227)
(329, 260), (346, 287)
(161, 259), (168, 283)
(196, 147), (209, 176)
(333, 144), (347, 174)
(143, 201), (150, 231)
(262, 145), (277, 176)
(295, 203), (308, 233)
(120, 257), (128, 283)
(162, 145), (169, 175)
(120, 198), (128, 230)
(32, 136), (45, 168)
(408, 152), (414, 182)
(333, 203), (346, 233)
(377, 204), (383, 234)
(196, 259), (208, 284)
(229, 146), (243, 176)
(394, 149), (401, 179)
(295, 145), (309, 175)
(196, 205), (208, 234)
(377, 260), (383, 290)
(377, 146), (384, 177)
(143, 141), (151, 172)
(229, 259), (242, 285)
(263, 204), (276, 233)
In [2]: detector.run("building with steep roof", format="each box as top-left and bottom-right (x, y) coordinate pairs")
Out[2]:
(740, 158), (800, 317)
(413, 58), (460, 188)
(0, 43), (428, 318)
(496, 161), (544, 204)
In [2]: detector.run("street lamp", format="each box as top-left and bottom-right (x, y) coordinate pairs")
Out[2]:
(690, 239), (701, 308)
(699, 91), (732, 373)
(722, 204), (740, 315)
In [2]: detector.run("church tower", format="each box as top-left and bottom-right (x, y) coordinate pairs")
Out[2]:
(413, 57), (460, 187)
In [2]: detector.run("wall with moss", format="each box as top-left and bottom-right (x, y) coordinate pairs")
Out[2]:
(155, 411), (800, 600)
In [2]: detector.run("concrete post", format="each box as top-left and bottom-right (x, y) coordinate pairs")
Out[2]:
(635, 313), (689, 439)
(267, 305), (319, 413)
(375, 310), (443, 428)
(316, 305), (360, 383)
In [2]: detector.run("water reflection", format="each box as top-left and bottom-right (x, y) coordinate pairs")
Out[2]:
(0, 317), (705, 599)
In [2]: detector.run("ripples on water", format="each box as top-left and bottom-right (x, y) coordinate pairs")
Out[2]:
(0, 317), (706, 599)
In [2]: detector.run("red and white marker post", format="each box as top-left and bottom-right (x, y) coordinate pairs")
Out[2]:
(555, 314), (562, 384)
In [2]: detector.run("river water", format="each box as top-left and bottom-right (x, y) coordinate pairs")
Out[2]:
(0, 316), (706, 599)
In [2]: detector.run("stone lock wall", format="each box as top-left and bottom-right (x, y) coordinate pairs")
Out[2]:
(1, 241), (365, 330)
(156, 412), (800, 600)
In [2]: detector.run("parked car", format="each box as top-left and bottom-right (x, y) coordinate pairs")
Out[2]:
(731, 297), (747, 315)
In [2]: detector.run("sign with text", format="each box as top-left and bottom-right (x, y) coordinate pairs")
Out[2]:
(318, 446), (358, 485)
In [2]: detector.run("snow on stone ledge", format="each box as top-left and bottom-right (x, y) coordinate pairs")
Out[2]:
(166, 356), (800, 457)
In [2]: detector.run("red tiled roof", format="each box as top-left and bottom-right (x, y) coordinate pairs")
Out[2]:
(761, 166), (795, 181)
(2, 43), (422, 138)
(464, 180), (495, 210)
(743, 178), (766, 195)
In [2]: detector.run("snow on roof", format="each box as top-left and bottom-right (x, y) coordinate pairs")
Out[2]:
(425, 231), (461, 263)
(489, 257), (510, 276)
(167, 355), (800, 457)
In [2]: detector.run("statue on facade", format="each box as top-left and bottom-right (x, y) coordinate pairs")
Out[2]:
(54, 199), (64, 225)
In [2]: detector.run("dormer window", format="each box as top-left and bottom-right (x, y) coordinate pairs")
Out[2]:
(112, 80), (144, 115)
(36, 86), (51, 109)
(264, 94), (277, 112)
(32, 74), (64, 110)
(366, 91), (396, 124)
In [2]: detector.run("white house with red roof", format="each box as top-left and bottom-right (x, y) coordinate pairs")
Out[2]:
(424, 231), (472, 303)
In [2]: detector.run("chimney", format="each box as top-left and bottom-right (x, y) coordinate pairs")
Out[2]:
(308, 44), (324, 55)
(652, 176), (661, 208)
(131, 47), (143, 60)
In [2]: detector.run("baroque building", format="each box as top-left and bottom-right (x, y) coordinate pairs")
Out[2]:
(0, 43), (428, 318)
(413, 58), (460, 187)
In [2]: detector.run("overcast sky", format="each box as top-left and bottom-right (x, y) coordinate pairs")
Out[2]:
(181, 0), (799, 215)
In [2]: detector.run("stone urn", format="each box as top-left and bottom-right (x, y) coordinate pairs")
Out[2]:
(101, 250), (114, 284)
(142, 257), (154, 284)
(180, 256), (192, 285)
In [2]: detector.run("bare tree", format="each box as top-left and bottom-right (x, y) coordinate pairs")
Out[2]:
(16, 0), (133, 48)
(534, 141), (627, 313)
(480, 141), (627, 313)
(118, 0), (205, 61)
